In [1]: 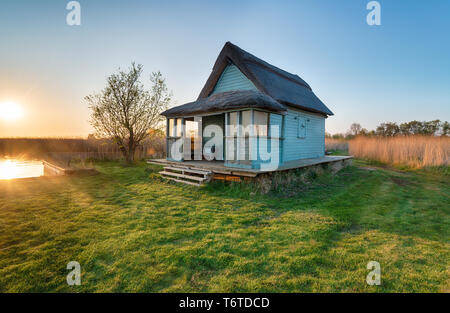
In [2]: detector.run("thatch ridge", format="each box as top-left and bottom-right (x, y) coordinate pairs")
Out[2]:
(197, 42), (333, 116)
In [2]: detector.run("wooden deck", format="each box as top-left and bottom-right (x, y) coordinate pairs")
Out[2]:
(148, 156), (353, 178)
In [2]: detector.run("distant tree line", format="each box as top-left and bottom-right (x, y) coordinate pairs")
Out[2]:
(327, 120), (450, 139)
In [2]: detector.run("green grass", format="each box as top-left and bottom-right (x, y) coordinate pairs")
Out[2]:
(0, 160), (448, 292)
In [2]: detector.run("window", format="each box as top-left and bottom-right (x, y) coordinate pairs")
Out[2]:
(241, 110), (252, 136)
(168, 119), (175, 137)
(176, 118), (182, 137)
(229, 112), (238, 136)
(298, 116), (307, 138)
(185, 120), (199, 138)
(254, 111), (268, 137)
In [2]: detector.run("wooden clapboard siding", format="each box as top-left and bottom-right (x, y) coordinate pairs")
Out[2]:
(211, 64), (258, 95)
(283, 108), (325, 161)
(269, 113), (283, 138)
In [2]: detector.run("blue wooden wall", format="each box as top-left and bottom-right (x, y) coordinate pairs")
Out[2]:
(282, 108), (325, 161)
(211, 64), (258, 95)
(242, 109), (325, 169)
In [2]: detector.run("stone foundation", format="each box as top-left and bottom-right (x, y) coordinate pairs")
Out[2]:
(253, 158), (352, 194)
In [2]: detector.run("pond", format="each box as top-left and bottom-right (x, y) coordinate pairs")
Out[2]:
(0, 159), (44, 180)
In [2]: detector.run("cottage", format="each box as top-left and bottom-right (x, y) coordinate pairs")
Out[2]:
(155, 42), (350, 186)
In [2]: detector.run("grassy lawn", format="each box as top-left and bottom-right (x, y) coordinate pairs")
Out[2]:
(0, 160), (448, 292)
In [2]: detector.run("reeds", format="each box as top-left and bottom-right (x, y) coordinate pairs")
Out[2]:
(349, 136), (449, 168)
(0, 136), (166, 161)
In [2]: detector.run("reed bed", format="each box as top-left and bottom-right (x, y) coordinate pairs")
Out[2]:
(0, 136), (166, 162)
(349, 136), (449, 168)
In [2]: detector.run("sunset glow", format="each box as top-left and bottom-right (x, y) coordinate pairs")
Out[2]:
(0, 159), (44, 180)
(0, 101), (24, 121)
(0, 160), (18, 179)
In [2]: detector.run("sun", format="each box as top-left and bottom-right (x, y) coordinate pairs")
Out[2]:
(0, 160), (18, 180)
(0, 101), (24, 121)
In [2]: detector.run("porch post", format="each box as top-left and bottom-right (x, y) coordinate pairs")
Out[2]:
(194, 116), (202, 160)
(165, 117), (169, 159)
(249, 109), (257, 162)
(237, 111), (244, 161)
(224, 113), (229, 161)
(281, 114), (286, 164)
(181, 118), (186, 161)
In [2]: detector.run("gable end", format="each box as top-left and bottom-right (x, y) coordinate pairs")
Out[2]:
(211, 64), (258, 95)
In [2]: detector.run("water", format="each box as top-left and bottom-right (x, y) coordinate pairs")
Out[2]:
(0, 159), (44, 180)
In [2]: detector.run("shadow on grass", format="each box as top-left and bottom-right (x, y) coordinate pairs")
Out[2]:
(201, 162), (449, 244)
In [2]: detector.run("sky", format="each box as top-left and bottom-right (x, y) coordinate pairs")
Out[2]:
(0, 0), (449, 137)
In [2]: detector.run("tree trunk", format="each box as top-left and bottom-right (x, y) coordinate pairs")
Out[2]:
(127, 131), (135, 163)
(126, 146), (135, 163)
(128, 147), (136, 163)
(120, 147), (130, 163)
(114, 136), (130, 163)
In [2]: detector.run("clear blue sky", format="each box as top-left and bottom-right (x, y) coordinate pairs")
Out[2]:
(0, 0), (449, 136)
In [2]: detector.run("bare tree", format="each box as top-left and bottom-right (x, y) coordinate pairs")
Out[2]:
(349, 123), (363, 136)
(86, 63), (171, 162)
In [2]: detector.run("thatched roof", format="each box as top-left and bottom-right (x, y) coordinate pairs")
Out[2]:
(162, 42), (334, 118)
(161, 90), (287, 118)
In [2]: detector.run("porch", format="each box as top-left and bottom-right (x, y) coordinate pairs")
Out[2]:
(148, 155), (353, 178)
(165, 108), (283, 170)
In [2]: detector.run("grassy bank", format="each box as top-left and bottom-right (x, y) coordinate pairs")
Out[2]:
(0, 160), (448, 292)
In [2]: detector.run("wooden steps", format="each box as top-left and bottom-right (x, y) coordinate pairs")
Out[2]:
(147, 159), (258, 177)
(159, 166), (212, 186)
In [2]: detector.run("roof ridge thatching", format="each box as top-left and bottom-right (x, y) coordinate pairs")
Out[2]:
(227, 42), (312, 90)
(197, 42), (334, 116)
